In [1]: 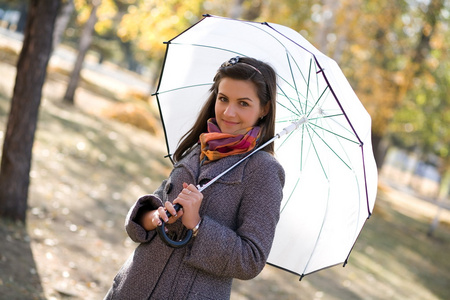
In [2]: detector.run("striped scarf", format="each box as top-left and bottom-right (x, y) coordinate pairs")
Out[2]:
(199, 118), (261, 164)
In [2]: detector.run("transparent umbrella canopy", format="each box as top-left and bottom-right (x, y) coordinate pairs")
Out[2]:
(153, 14), (378, 279)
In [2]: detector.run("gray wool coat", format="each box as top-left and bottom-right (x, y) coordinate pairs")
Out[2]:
(105, 145), (285, 300)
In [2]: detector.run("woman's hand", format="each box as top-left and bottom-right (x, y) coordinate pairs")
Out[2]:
(140, 201), (183, 231)
(173, 183), (203, 229)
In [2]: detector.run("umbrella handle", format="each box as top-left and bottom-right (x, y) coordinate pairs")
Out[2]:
(156, 203), (192, 248)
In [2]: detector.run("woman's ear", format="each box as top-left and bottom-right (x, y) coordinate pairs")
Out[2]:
(261, 102), (270, 118)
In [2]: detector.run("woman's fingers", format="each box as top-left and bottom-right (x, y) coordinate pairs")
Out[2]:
(173, 183), (203, 229)
(158, 202), (183, 225)
(164, 201), (178, 218)
(152, 213), (162, 227)
(154, 183), (202, 229)
(157, 206), (169, 222)
(178, 183), (200, 200)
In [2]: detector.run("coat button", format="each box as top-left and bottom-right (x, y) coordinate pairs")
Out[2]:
(165, 183), (173, 194)
(199, 179), (209, 186)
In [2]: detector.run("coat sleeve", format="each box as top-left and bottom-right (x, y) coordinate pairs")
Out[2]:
(124, 180), (166, 243)
(183, 153), (285, 280)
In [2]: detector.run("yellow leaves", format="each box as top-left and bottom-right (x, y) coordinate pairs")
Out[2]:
(422, 23), (433, 37)
(430, 26), (446, 50)
(74, 0), (116, 34)
(350, 44), (370, 61)
(95, 19), (113, 35)
(97, 0), (117, 17)
(117, 0), (205, 57)
(416, 93), (426, 106)
(74, 0), (91, 24)
(349, 61), (402, 135)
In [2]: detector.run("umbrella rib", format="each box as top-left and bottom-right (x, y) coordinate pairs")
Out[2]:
(280, 177), (300, 213)
(308, 122), (360, 145)
(313, 57), (364, 146)
(156, 83), (213, 95)
(326, 127), (366, 248)
(361, 146), (372, 217)
(309, 124), (352, 170)
(300, 123), (305, 173)
(241, 21), (313, 116)
(275, 126), (296, 150)
(169, 41), (307, 118)
(309, 113), (343, 119)
(285, 51), (305, 114)
(313, 113), (366, 232)
(276, 93), (303, 116)
(169, 42), (246, 56)
(313, 113), (362, 144)
(277, 72), (308, 104)
(277, 101), (301, 115)
(305, 125), (328, 180)
(314, 60), (321, 104)
(245, 21), (312, 107)
(306, 85), (329, 118)
(264, 19), (366, 146)
(305, 58), (312, 112)
(285, 49), (323, 119)
(303, 185), (331, 275)
(279, 123), (307, 214)
(287, 52), (315, 111)
(277, 87), (305, 115)
(171, 33), (319, 123)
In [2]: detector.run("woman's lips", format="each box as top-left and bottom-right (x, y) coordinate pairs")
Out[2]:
(222, 119), (238, 126)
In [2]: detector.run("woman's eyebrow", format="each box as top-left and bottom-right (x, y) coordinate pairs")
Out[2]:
(238, 97), (254, 102)
(218, 92), (254, 102)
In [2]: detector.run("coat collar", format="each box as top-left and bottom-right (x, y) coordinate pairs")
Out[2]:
(174, 145), (252, 186)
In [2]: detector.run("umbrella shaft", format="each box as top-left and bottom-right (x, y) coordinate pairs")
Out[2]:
(198, 118), (307, 192)
(277, 117), (307, 138)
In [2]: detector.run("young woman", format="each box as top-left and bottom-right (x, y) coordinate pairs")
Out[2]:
(105, 56), (285, 300)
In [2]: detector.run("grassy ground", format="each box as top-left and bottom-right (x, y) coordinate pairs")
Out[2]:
(0, 37), (449, 299)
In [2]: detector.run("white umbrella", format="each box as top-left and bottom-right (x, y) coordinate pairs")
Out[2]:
(153, 14), (378, 278)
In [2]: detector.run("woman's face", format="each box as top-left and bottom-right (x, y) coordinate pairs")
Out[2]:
(214, 77), (268, 135)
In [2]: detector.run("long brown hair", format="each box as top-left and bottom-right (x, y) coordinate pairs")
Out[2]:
(173, 56), (277, 162)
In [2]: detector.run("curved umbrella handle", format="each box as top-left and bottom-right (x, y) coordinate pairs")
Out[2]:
(156, 203), (192, 248)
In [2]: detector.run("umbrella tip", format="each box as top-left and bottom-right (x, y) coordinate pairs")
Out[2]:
(343, 259), (348, 267)
(299, 274), (305, 281)
(203, 13), (211, 17)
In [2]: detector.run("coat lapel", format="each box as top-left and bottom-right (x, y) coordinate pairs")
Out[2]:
(175, 145), (250, 187)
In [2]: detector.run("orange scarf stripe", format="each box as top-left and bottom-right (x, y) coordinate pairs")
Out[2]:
(199, 118), (261, 164)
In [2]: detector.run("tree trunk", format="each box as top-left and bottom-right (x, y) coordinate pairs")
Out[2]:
(372, 131), (389, 169)
(119, 39), (139, 72)
(53, 0), (75, 49)
(428, 168), (450, 236)
(63, 2), (99, 104)
(315, 0), (339, 54)
(0, 0), (60, 222)
(228, 0), (245, 18)
(16, 2), (28, 33)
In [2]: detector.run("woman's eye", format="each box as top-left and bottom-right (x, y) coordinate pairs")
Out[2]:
(218, 96), (227, 102)
(240, 101), (249, 107)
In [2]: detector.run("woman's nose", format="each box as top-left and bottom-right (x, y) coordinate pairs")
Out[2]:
(223, 104), (235, 116)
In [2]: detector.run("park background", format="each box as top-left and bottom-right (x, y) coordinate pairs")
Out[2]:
(0, 0), (449, 299)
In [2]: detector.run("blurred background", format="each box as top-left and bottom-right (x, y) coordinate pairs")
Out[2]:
(0, 0), (449, 299)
